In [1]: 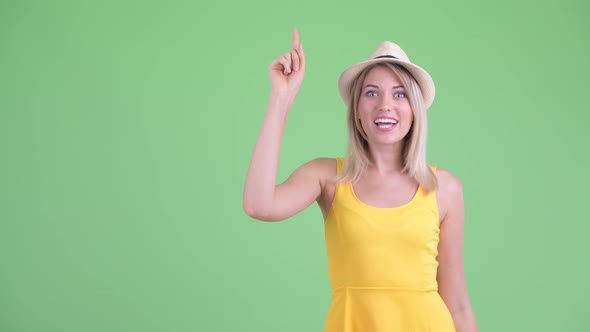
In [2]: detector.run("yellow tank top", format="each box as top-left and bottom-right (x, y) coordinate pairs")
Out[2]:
(323, 157), (455, 331)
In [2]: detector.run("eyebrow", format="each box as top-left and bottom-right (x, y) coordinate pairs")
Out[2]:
(363, 84), (405, 90)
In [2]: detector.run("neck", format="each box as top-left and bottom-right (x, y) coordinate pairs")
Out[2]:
(366, 142), (405, 175)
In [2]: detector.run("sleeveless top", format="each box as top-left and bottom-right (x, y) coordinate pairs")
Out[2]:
(323, 157), (455, 331)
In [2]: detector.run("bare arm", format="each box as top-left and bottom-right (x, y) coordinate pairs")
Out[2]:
(243, 28), (325, 221)
(436, 169), (478, 332)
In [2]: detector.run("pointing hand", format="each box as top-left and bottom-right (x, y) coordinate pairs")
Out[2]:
(269, 28), (306, 97)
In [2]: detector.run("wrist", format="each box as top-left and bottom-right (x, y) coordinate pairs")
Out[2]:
(268, 90), (296, 110)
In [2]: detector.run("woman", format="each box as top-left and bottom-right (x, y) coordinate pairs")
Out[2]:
(243, 28), (478, 332)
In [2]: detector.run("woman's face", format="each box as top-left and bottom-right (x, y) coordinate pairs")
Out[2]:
(357, 65), (413, 146)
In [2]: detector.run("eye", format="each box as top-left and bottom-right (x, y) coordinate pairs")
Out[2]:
(365, 90), (378, 97)
(393, 91), (407, 98)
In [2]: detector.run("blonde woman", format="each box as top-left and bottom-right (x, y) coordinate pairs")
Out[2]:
(243, 28), (478, 332)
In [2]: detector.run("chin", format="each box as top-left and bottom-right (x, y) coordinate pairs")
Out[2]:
(369, 136), (406, 146)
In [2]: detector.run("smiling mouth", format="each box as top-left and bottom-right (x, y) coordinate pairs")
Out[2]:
(374, 118), (398, 129)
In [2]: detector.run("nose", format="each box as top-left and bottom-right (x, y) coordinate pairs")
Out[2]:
(378, 104), (391, 112)
(376, 92), (400, 112)
(377, 99), (393, 112)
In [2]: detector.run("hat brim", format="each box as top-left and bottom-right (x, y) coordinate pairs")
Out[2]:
(338, 58), (435, 110)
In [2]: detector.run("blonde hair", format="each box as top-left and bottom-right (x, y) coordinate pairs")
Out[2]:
(336, 62), (437, 192)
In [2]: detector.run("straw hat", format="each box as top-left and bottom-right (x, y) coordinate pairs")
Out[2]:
(338, 41), (436, 109)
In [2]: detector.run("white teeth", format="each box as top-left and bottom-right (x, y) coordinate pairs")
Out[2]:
(374, 118), (398, 124)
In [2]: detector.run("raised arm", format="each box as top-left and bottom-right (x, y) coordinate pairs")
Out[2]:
(243, 28), (327, 222)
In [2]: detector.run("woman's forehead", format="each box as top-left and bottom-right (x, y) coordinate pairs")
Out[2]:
(363, 65), (403, 86)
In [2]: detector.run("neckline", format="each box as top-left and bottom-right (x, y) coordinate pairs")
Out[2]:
(348, 182), (422, 210)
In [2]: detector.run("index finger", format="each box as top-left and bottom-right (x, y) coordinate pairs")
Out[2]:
(291, 27), (300, 49)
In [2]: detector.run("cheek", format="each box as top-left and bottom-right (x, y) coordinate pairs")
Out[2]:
(401, 103), (414, 121)
(358, 114), (372, 132)
(357, 98), (371, 113)
(356, 100), (372, 122)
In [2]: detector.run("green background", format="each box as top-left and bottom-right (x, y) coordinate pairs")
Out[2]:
(1, 0), (589, 331)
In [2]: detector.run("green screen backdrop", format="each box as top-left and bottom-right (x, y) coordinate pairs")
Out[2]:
(1, 0), (589, 331)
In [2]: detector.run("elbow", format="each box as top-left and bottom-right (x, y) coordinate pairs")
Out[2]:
(242, 199), (273, 221)
(243, 205), (266, 220)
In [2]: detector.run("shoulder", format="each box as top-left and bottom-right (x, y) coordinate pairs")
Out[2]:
(434, 168), (464, 220)
(290, 157), (337, 180)
(435, 168), (463, 196)
(300, 157), (337, 171)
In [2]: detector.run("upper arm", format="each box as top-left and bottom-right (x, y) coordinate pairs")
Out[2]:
(435, 169), (472, 313)
(260, 158), (335, 221)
